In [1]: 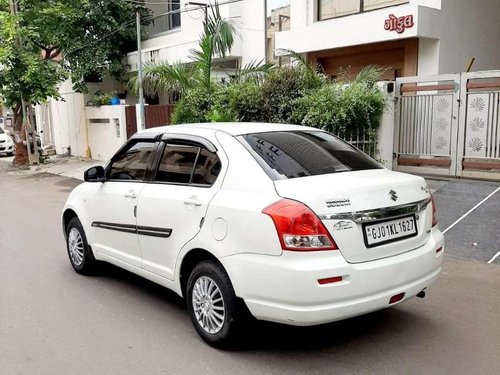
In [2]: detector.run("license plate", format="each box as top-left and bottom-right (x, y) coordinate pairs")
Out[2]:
(363, 215), (417, 248)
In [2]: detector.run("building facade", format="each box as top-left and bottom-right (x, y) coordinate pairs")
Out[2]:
(275, 0), (500, 79)
(126, 0), (267, 80)
(41, 0), (500, 161)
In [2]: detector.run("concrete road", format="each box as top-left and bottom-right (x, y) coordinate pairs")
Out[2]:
(429, 178), (500, 264)
(1, 172), (499, 375)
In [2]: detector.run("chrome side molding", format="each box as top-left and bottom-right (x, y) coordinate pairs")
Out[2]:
(319, 198), (431, 223)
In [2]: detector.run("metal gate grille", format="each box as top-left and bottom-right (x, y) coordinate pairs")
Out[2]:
(463, 92), (500, 159)
(394, 74), (460, 176)
(458, 71), (500, 179)
(398, 94), (454, 157)
(394, 71), (500, 180)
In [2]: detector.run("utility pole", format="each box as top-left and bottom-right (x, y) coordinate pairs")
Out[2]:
(136, 10), (146, 131)
(9, 0), (39, 165)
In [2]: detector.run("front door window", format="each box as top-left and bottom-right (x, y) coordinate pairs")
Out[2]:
(108, 141), (156, 181)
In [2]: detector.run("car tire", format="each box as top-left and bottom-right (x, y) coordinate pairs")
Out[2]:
(186, 260), (246, 348)
(66, 217), (97, 275)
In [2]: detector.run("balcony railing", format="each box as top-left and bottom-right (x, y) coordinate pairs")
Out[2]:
(318, 0), (409, 21)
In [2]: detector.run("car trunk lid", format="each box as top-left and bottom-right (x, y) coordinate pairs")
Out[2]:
(273, 169), (433, 263)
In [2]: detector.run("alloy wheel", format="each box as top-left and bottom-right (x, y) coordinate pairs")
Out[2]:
(68, 227), (85, 266)
(192, 276), (226, 334)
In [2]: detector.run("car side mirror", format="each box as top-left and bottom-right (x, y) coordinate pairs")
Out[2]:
(5, 129), (10, 136)
(84, 166), (106, 183)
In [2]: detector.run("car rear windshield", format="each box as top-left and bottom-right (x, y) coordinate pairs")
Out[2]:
(238, 131), (382, 180)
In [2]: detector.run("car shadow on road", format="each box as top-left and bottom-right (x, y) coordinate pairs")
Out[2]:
(90, 262), (438, 354)
(95, 262), (186, 308)
(239, 307), (433, 353)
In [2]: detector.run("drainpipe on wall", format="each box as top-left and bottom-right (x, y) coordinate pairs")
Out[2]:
(84, 119), (92, 159)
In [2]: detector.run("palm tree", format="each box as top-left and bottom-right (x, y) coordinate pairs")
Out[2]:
(129, 1), (273, 97)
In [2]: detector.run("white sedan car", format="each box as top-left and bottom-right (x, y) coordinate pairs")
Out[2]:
(0, 126), (15, 156)
(62, 123), (444, 347)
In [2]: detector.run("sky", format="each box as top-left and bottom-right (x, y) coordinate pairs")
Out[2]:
(266, 0), (291, 16)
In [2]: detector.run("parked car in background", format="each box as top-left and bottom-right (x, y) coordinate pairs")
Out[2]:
(0, 126), (15, 156)
(62, 123), (444, 348)
(0, 126), (43, 157)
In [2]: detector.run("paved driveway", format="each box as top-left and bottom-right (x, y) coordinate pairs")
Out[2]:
(427, 178), (500, 264)
(1, 171), (500, 374)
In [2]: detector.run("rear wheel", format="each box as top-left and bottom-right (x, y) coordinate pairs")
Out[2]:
(186, 260), (246, 348)
(66, 217), (97, 275)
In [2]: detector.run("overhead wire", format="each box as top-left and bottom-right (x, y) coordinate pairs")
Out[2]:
(65, 0), (243, 56)
(120, 0), (183, 5)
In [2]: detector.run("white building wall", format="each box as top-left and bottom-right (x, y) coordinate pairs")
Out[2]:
(418, 0), (500, 74)
(239, 0), (266, 65)
(50, 80), (87, 157)
(417, 38), (440, 76)
(277, 0), (499, 76)
(48, 80), (129, 160)
(289, 0), (308, 28)
(85, 106), (128, 161)
(127, 0), (266, 70)
(377, 82), (396, 169)
(276, 2), (422, 54)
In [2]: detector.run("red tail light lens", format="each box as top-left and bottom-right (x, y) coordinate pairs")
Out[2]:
(431, 195), (438, 227)
(263, 199), (338, 251)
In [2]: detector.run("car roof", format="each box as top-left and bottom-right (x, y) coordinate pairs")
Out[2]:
(136, 122), (323, 138)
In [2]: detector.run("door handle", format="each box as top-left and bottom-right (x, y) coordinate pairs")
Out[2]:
(125, 191), (137, 199)
(184, 197), (203, 206)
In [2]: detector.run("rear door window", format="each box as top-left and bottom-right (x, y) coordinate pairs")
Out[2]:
(239, 131), (381, 180)
(155, 143), (221, 186)
(155, 145), (200, 184)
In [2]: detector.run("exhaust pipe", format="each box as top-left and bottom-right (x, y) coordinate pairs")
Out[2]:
(416, 290), (426, 299)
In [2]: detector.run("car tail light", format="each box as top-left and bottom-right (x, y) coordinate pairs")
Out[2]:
(263, 199), (338, 251)
(431, 195), (438, 227)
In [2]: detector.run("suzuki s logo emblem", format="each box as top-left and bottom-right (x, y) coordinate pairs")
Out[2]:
(389, 190), (398, 202)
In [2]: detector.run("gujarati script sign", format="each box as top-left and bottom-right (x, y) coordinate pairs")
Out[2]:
(384, 14), (414, 34)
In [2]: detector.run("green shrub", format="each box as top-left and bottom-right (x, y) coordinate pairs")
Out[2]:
(171, 65), (386, 159)
(225, 81), (265, 122)
(292, 84), (346, 132)
(171, 87), (213, 124)
(295, 80), (386, 135)
(91, 90), (115, 107)
(259, 66), (326, 123)
(205, 107), (236, 122)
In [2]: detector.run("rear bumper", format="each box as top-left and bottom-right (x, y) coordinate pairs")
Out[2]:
(220, 228), (444, 326)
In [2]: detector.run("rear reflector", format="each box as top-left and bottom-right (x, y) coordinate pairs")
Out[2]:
(389, 293), (405, 304)
(318, 276), (343, 285)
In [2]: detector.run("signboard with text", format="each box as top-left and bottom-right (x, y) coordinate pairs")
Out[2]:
(384, 14), (414, 34)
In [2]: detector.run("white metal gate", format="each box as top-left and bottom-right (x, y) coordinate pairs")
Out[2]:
(394, 71), (500, 180)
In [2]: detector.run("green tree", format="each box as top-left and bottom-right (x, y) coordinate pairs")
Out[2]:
(0, 0), (147, 165)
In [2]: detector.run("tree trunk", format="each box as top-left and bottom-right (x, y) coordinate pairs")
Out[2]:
(12, 103), (29, 166)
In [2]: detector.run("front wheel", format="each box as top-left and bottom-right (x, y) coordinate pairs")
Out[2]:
(66, 217), (97, 275)
(186, 260), (246, 348)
